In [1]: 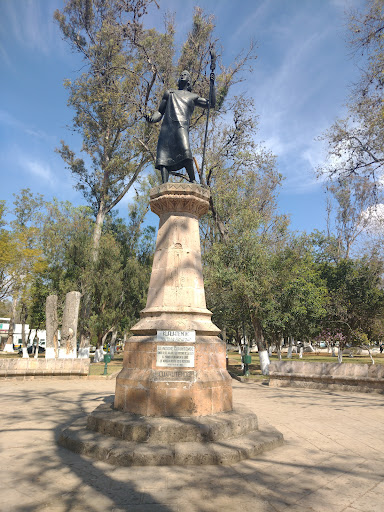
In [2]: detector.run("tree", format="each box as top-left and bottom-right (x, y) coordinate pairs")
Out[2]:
(36, 199), (94, 296)
(0, 201), (14, 301)
(203, 146), (289, 374)
(107, 191), (155, 335)
(36, 195), (154, 355)
(86, 231), (123, 359)
(27, 276), (50, 357)
(319, 257), (384, 361)
(262, 237), (328, 359)
(4, 191), (46, 355)
(318, 0), (384, 200)
(324, 175), (379, 260)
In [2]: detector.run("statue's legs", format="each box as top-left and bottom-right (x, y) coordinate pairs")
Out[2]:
(159, 162), (195, 184)
(160, 167), (169, 184)
(185, 160), (196, 183)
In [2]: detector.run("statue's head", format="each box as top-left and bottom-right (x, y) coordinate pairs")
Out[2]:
(178, 70), (192, 91)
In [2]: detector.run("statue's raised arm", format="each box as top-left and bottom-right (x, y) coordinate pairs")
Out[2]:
(146, 70), (214, 184)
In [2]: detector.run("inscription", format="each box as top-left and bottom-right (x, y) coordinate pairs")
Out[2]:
(157, 330), (195, 343)
(156, 345), (195, 367)
(153, 370), (196, 382)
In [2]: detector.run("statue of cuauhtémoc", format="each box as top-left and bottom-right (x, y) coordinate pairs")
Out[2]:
(146, 70), (216, 183)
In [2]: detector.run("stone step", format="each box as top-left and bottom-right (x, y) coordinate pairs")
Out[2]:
(59, 418), (283, 466)
(86, 403), (259, 443)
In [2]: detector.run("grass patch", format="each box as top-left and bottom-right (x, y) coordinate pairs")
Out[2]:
(89, 353), (124, 375)
(88, 362), (123, 376)
(0, 352), (47, 358)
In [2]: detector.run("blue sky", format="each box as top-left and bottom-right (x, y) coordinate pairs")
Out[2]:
(0, 0), (362, 233)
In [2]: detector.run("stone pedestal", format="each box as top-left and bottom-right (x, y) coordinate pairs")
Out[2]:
(115, 183), (232, 417)
(59, 183), (284, 465)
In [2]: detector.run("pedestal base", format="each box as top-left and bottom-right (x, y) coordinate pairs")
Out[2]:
(114, 336), (232, 417)
(58, 402), (284, 466)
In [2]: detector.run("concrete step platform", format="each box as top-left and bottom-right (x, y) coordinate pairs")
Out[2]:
(86, 403), (259, 443)
(58, 405), (284, 466)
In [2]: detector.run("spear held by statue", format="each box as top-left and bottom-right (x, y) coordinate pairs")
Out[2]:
(200, 48), (216, 180)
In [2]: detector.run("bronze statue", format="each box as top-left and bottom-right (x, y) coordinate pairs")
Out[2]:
(146, 70), (216, 183)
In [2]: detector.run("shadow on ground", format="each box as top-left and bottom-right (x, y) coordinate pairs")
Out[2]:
(1, 381), (383, 511)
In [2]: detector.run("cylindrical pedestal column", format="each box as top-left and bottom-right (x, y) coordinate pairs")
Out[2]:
(115, 183), (233, 417)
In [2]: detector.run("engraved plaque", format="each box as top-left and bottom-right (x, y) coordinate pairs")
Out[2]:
(153, 370), (196, 382)
(156, 345), (195, 367)
(157, 330), (195, 342)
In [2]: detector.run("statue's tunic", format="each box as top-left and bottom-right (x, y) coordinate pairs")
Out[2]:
(156, 89), (199, 171)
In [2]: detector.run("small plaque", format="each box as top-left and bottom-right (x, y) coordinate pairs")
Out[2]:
(156, 345), (195, 367)
(153, 370), (196, 382)
(157, 330), (195, 342)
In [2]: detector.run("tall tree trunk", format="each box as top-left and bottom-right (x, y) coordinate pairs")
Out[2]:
(91, 207), (106, 263)
(338, 346), (343, 363)
(363, 345), (375, 364)
(22, 328), (31, 358)
(21, 316), (28, 358)
(287, 336), (293, 358)
(276, 337), (282, 360)
(109, 330), (118, 359)
(5, 295), (17, 353)
(33, 334), (39, 359)
(79, 205), (107, 354)
(250, 313), (270, 375)
(93, 332), (105, 363)
(209, 197), (228, 242)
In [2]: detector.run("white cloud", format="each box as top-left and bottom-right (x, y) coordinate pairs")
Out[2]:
(0, 43), (10, 67)
(229, 1), (357, 200)
(229, 0), (272, 45)
(0, 109), (55, 143)
(1, 0), (63, 58)
(362, 204), (384, 234)
(301, 145), (326, 173)
(330, 0), (362, 10)
(263, 135), (289, 156)
(19, 157), (55, 187)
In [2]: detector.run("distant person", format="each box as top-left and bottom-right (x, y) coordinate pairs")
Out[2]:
(380, 343), (383, 354)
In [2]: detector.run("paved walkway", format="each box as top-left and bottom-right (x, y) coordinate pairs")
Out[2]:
(0, 378), (383, 512)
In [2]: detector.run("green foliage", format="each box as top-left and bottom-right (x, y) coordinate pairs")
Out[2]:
(28, 277), (49, 330)
(86, 232), (123, 343)
(203, 147), (290, 349)
(319, 257), (384, 342)
(7, 190), (47, 318)
(37, 199), (94, 295)
(0, 201), (14, 300)
(262, 238), (328, 342)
